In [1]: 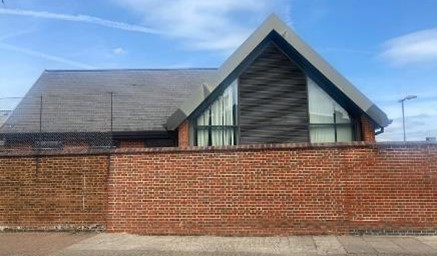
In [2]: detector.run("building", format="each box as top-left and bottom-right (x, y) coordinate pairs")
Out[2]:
(0, 15), (390, 149)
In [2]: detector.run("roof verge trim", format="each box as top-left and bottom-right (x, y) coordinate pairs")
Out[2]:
(167, 14), (390, 129)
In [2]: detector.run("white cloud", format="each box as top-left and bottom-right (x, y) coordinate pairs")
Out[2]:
(114, 0), (285, 53)
(0, 43), (96, 69)
(381, 28), (437, 66)
(112, 47), (126, 55)
(0, 8), (163, 35)
(378, 115), (437, 142)
(0, 2), (289, 54)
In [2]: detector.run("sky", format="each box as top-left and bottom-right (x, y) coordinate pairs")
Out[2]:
(0, 0), (436, 141)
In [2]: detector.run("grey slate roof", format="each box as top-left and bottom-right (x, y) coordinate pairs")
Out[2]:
(0, 110), (11, 127)
(0, 69), (215, 133)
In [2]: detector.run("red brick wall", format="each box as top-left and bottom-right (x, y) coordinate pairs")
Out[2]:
(0, 143), (436, 235)
(118, 139), (144, 148)
(342, 144), (436, 234)
(107, 143), (437, 235)
(360, 115), (375, 142)
(0, 155), (108, 231)
(178, 120), (190, 147)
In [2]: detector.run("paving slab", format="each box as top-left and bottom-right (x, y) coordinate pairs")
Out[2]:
(337, 236), (377, 254)
(167, 236), (290, 255)
(416, 236), (437, 250)
(362, 235), (405, 255)
(287, 236), (317, 255)
(312, 235), (347, 255)
(64, 233), (157, 251)
(55, 250), (283, 256)
(389, 237), (435, 255)
(366, 240), (405, 254)
(0, 232), (96, 256)
(60, 234), (291, 255)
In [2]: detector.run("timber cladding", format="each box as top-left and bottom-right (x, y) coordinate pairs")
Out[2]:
(0, 142), (436, 235)
(239, 42), (309, 144)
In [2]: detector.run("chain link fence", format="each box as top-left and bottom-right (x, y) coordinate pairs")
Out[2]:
(0, 93), (117, 152)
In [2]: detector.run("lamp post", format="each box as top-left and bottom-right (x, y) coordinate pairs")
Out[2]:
(398, 95), (417, 142)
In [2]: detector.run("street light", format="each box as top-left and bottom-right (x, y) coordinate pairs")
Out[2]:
(398, 95), (417, 142)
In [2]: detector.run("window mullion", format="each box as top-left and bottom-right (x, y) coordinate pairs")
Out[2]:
(192, 80), (238, 146)
(208, 108), (212, 146)
(333, 112), (337, 142)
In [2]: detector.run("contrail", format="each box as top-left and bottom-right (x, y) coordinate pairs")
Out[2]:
(0, 8), (163, 35)
(0, 29), (35, 42)
(0, 43), (96, 69)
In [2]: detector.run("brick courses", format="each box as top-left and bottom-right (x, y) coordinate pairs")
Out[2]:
(106, 142), (436, 235)
(360, 115), (376, 142)
(177, 120), (190, 147)
(0, 142), (436, 235)
(0, 155), (108, 231)
(118, 140), (145, 148)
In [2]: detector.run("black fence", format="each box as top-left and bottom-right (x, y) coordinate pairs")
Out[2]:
(0, 93), (121, 152)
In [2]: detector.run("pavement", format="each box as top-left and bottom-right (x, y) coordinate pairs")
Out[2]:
(0, 232), (95, 256)
(0, 233), (436, 256)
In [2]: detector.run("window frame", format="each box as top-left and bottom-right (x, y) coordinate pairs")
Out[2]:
(191, 80), (239, 146)
(307, 78), (356, 143)
(308, 115), (356, 142)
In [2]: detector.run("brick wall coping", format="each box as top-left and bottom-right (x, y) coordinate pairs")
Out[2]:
(0, 141), (436, 157)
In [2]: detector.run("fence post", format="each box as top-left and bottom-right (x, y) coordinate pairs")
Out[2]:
(110, 92), (113, 147)
(39, 95), (43, 141)
(36, 95), (43, 177)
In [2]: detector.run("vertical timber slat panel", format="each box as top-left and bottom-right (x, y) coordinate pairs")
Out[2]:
(239, 42), (308, 144)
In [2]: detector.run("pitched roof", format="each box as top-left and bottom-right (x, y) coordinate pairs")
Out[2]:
(0, 110), (11, 127)
(0, 69), (215, 133)
(166, 14), (391, 130)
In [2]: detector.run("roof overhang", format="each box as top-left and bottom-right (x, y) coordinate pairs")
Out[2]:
(166, 14), (391, 130)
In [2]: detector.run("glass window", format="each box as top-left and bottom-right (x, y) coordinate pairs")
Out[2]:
(194, 80), (238, 146)
(308, 78), (353, 142)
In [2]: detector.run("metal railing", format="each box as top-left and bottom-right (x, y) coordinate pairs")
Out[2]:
(0, 93), (118, 152)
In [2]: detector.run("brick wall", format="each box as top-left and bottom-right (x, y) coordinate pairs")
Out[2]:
(0, 154), (108, 231)
(360, 115), (376, 142)
(118, 139), (144, 148)
(0, 142), (436, 235)
(177, 120), (190, 147)
(107, 143), (437, 235)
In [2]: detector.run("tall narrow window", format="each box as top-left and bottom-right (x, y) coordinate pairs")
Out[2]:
(308, 78), (353, 142)
(195, 80), (238, 146)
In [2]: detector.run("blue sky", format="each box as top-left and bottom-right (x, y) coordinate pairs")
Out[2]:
(0, 0), (436, 141)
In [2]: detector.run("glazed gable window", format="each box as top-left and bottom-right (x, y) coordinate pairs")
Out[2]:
(194, 80), (238, 146)
(308, 78), (353, 142)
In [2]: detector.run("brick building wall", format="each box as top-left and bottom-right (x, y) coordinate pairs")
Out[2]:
(177, 120), (190, 147)
(360, 115), (376, 142)
(0, 154), (108, 231)
(0, 142), (436, 235)
(118, 139), (145, 148)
